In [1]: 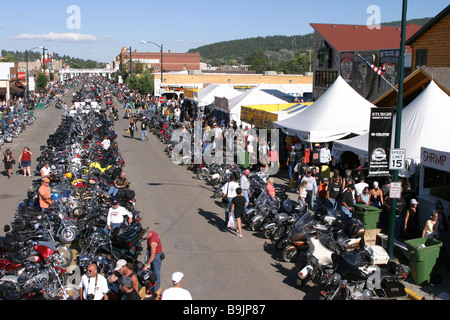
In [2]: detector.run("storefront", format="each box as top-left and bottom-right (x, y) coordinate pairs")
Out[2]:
(418, 147), (450, 228)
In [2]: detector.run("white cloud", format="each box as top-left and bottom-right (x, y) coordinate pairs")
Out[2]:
(11, 32), (114, 43)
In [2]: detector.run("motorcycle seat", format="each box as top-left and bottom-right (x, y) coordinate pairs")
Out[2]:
(0, 237), (15, 251)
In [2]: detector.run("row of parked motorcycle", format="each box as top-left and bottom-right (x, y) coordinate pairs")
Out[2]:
(0, 81), (159, 300)
(138, 109), (410, 300)
(0, 110), (36, 145)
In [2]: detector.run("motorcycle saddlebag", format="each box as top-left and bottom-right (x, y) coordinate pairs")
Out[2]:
(380, 279), (406, 298)
(113, 226), (142, 249)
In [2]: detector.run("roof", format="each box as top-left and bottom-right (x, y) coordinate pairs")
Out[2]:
(406, 5), (450, 45)
(273, 76), (373, 142)
(310, 23), (422, 52)
(373, 67), (450, 107)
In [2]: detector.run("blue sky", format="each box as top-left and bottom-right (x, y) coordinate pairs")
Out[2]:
(1, 0), (448, 63)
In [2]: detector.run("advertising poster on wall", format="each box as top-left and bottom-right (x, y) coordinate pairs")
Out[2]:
(352, 53), (377, 99)
(340, 52), (354, 84)
(368, 107), (393, 177)
(378, 49), (400, 95)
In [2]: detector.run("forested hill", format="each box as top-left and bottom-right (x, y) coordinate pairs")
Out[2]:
(187, 17), (431, 64)
(187, 34), (314, 64)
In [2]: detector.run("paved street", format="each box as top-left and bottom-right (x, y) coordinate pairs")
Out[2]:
(111, 95), (312, 300)
(2, 89), (449, 301)
(0, 98), (65, 228)
(0, 90), (315, 300)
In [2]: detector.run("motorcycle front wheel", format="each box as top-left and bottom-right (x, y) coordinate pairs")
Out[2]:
(281, 248), (298, 262)
(196, 167), (209, 180)
(59, 227), (77, 244)
(59, 286), (80, 300)
(56, 245), (74, 268)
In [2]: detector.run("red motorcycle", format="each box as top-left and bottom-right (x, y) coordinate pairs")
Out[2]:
(0, 242), (79, 300)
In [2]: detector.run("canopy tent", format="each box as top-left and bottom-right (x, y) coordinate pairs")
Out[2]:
(215, 85), (288, 126)
(273, 76), (373, 142)
(191, 84), (241, 107)
(333, 80), (450, 176)
(256, 83), (313, 98)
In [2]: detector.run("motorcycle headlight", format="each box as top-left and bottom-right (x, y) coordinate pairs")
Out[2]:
(332, 273), (341, 285)
(363, 289), (374, 300)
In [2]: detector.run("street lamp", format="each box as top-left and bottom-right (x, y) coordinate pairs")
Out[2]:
(140, 40), (163, 96)
(26, 46), (44, 100)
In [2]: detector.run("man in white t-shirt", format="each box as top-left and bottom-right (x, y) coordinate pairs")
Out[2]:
(40, 162), (52, 179)
(354, 176), (369, 198)
(161, 272), (192, 300)
(101, 136), (111, 150)
(79, 263), (109, 300)
(106, 199), (133, 233)
(221, 175), (240, 224)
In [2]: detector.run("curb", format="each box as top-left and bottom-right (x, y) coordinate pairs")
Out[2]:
(404, 287), (425, 300)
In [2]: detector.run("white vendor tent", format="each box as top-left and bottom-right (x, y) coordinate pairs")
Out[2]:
(333, 80), (450, 176)
(273, 103), (311, 122)
(273, 76), (373, 142)
(195, 84), (241, 107)
(257, 83), (313, 97)
(215, 85), (288, 125)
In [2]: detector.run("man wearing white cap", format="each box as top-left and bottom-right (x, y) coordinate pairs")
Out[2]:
(161, 272), (192, 300)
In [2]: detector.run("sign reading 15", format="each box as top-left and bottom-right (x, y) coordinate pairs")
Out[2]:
(389, 149), (406, 170)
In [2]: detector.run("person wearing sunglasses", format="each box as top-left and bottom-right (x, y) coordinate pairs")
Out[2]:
(79, 263), (109, 300)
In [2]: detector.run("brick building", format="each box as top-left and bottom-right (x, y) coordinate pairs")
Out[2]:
(310, 23), (421, 102)
(115, 47), (200, 73)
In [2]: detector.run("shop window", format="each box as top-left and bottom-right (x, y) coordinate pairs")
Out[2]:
(415, 49), (428, 68)
(423, 166), (450, 201)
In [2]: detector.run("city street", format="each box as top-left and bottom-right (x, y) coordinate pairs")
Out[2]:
(0, 90), (316, 300)
(111, 95), (313, 300)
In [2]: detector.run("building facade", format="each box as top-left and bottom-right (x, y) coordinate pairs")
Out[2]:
(310, 23), (422, 102)
(406, 5), (450, 70)
(115, 47), (200, 73)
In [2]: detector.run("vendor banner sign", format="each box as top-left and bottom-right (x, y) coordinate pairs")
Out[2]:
(368, 108), (393, 177)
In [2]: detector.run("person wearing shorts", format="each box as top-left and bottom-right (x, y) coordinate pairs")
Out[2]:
(18, 147), (33, 177)
(231, 187), (247, 238)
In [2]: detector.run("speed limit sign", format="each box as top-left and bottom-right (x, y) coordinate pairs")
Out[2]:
(389, 149), (406, 170)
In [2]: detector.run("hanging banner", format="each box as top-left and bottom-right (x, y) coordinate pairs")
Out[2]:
(368, 107), (393, 177)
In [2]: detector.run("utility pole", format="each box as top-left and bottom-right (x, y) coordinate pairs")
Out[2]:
(388, 0), (408, 258)
(307, 49), (313, 72)
(42, 47), (48, 72)
(129, 47), (132, 75)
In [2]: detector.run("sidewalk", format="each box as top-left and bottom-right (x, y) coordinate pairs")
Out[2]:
(271, 169), (450, 300)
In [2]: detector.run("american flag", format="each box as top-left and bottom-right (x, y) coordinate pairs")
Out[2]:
(358, 54), (387, 76)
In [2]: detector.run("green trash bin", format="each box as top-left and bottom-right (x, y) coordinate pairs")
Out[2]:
(405, 237), (442, 286)
(237, 151), (250, 169)
(352, 204), (381, 230)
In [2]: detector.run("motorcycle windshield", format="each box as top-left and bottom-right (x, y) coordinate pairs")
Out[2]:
(293, 211), (314, 233)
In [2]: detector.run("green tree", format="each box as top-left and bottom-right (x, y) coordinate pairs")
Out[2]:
(282, 53), (310, 74)
(138, 71), (154, 95)
(35, 72), (48, 90)
(245, 49), (273, 73)
(127, 73), (139, 90)
(4, 54), (15, 62)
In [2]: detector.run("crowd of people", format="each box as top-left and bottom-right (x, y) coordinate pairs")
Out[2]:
(3, 73), (450, 300)
(284, 146), (450, 269)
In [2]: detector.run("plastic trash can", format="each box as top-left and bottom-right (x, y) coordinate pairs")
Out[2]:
(237, 151), (250, 169)
(352, 204), (381, 230)
(404, 237), (442, 286)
